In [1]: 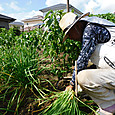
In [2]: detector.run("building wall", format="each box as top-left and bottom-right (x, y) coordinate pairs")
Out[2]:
(24, 20), (43, 27)
(0, 20), (9, 29)
(23, 20), (43, 31)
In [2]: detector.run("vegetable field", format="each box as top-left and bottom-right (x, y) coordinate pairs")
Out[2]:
(0, 10), (115, 115)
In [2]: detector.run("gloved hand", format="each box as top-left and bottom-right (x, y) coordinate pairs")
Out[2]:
(65, 85), (73, 91)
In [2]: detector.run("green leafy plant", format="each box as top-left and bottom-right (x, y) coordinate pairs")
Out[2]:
(37, 90), (97, 115)
(0, 28), (20, 48)
(0, 43), (53, 114)
(42, 10), (81, 79)
(89, 13), (115, 23)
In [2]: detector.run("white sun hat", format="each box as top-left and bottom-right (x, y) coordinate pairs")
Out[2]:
(59, 12), (90, 42)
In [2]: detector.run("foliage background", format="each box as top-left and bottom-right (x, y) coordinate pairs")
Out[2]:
(89, 13), (115, 23)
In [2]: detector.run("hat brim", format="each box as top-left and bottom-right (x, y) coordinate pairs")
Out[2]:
(62, 12), (90, 43)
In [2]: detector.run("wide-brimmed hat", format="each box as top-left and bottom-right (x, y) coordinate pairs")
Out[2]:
(59, 12), (90, 42)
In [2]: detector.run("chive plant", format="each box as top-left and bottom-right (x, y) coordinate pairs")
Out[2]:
(0, 28), (50, 114)
(38, 90), (97, 115)
(0, 44), (46, 114)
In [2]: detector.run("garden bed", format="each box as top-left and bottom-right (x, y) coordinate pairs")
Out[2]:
(1, 10), (114, 115)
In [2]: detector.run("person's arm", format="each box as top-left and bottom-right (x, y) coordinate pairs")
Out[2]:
(70, 23), (110, 87)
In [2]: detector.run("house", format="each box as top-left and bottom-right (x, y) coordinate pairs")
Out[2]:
(22, 15), (44, 31)
(0, 14), (16, 29)
(39, 3), (83, 17)
(9, 22), (24, 31)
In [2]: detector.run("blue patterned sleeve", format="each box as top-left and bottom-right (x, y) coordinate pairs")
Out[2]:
(70, 23), (110, 86)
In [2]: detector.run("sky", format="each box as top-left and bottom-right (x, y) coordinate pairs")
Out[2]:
(0, 0), (115, 22)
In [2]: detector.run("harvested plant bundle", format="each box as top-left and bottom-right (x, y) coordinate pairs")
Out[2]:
(39, 90), (97, 115)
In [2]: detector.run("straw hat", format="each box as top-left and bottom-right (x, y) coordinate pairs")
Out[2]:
(59, 12), (90, 42)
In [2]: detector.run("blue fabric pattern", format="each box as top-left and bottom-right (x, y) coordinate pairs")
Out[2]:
(70, 23), (110, 86)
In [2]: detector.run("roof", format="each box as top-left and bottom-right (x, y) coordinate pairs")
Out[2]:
(22, 15), (43, 22)
(0, 14), (16, 22)
(39, 3), (83, 15)
(9, 22), (24, 26)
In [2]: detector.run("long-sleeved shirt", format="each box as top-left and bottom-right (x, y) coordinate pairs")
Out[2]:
(70, 23), (110, 86)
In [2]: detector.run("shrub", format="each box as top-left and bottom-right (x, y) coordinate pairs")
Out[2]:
(89, 13), (115, 23)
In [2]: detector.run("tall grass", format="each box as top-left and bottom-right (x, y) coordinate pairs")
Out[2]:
(0, 41), (52, 114)
(37, 90), (97, 115)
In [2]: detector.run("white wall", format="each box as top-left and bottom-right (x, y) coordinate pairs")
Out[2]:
(24, 20), (43, 28)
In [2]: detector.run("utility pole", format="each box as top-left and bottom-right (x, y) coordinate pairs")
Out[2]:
(67, 0), (69, 12)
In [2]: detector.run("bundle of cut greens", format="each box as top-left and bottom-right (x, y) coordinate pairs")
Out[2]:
(37, 90), (97, 115)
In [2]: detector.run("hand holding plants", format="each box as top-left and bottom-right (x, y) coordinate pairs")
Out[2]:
(65, 85), (73, 91)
